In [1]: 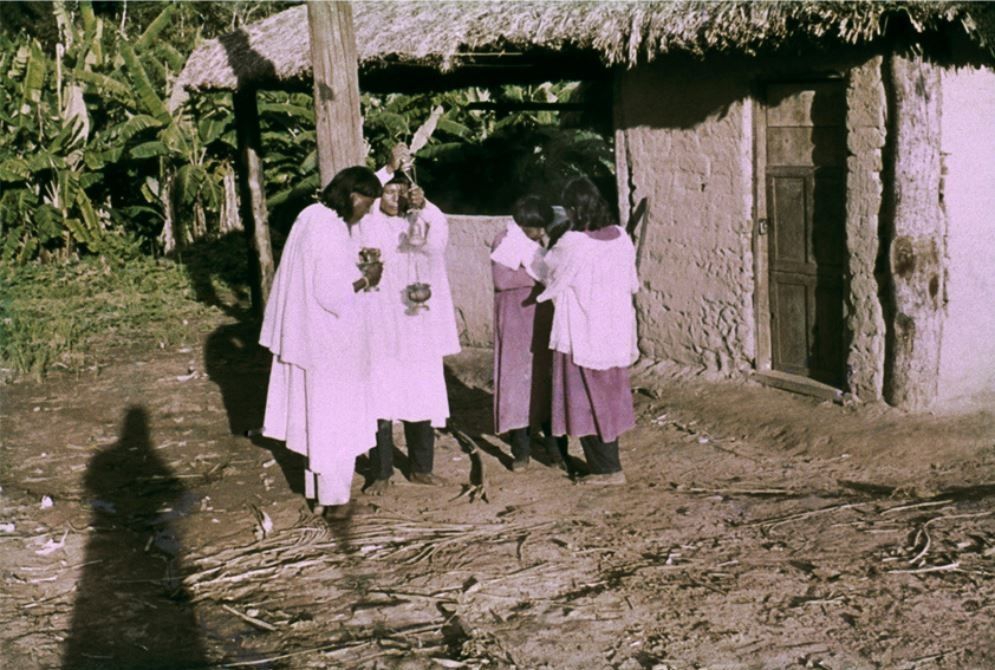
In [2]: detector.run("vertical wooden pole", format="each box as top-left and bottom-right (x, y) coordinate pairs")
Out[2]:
(307, 0), (365, 188)
(234, 88), (275, 313)
(883, 52), (945, 410)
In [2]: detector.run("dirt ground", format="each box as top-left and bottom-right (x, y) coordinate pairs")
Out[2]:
(2, 309), (994, 670)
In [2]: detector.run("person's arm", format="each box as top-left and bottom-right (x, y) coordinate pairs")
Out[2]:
(377, 143), (411, 185)
(536, 232), (582, 303)
(491, 231), (537, 291)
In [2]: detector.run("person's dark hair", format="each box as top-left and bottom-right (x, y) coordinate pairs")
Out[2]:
(561, 176), (616, 232)
(511, 195), (554, 230)
(385, 171), (411, 188)
(319, 166), (382, 220)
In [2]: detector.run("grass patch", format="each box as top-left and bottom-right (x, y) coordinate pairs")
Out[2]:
(0, 237), (253, 381)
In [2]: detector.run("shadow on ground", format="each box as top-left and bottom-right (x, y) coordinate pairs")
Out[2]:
(64, 407), (207, 670)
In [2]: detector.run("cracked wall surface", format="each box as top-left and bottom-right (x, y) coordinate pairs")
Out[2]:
(844, 57), (888, 401)
(614, 63), (756, 376)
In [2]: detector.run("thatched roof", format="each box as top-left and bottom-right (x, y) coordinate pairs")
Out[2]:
(171, 1), (993, 105)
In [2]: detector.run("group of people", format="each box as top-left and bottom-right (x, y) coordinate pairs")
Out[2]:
(258, 143), (639, 521)
(490, 180), (639, 485)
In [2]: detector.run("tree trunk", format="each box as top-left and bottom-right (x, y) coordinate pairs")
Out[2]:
(219, 161), (243, 234)
(883, 52), (945, 410)
(307, 1), (365, 188)
(158, 172), (177, 255)
(234, 88), (275, 313)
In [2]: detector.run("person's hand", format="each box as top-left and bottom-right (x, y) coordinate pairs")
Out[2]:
(388, 143), (411, 173)
(407, 185), (425, 210)
(363, 261), (384, 287)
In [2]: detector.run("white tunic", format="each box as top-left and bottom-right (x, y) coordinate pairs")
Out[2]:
(537, 226), (640, 371)
(357, 201), (460, 427)
(259, 204), (376, 502)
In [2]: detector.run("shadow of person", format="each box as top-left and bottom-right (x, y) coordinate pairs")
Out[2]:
(202, 317), (306, 496)
(443, 364), (510, 468)
(63, 407), (208, 670)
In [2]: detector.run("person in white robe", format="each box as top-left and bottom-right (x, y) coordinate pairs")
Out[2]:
(259, 166), (384, 519)
(358, 147), (461, 492)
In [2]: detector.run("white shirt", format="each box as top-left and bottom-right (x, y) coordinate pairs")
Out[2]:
(537, 226), (639, 370)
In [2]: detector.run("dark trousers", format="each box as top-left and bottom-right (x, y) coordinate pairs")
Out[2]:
(508, 422), (569, 463)
(579, 435), (621, 474)
(370, 419), (434, 480)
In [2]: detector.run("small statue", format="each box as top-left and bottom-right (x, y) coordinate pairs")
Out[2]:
(357, 247), (381, 292)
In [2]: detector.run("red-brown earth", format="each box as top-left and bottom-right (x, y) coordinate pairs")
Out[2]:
(2, 309), (994, 669)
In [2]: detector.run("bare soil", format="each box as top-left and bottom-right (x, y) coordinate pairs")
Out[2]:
(2, 310), (994, 670)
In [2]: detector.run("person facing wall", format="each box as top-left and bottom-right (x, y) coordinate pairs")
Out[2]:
(537, 176), (640, 485)
(490, 194), (567, 472)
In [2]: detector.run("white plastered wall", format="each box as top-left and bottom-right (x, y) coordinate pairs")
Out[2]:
(936, 66), (995, 404)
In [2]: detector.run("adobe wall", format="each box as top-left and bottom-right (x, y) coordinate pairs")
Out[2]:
(614, 55), (888, 392)
(614, 64), (756, 376)
(442, 57), (992, 410)
(936, 66), (995, 405)
(444, 215), (507, 348)
(843, 57), (888, 401)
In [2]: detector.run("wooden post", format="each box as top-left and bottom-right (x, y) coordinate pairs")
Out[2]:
(307, 0), (365, 187)
(234, 87), (275, 313)
(883, 52), (945, 410)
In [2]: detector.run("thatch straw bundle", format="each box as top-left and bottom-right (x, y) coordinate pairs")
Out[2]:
(172, 1), (992, 104)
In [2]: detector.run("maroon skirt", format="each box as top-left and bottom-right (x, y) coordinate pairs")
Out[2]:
(550, 351), (635, 443)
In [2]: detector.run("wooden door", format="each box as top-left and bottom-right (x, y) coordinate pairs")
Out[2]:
(762, 82), (847, 387)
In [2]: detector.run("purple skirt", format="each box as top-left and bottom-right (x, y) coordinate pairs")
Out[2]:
(550, 351), (635, 442)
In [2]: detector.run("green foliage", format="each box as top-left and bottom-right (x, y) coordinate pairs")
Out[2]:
(0, 254), (225, 380)
(0, 1), (292, 263)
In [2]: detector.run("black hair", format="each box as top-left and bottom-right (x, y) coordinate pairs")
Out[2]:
(319, 166), (383, 220)
(561, 176), (616, 232)
(385, 171), (411, 187)
(511, 195), (554, 230)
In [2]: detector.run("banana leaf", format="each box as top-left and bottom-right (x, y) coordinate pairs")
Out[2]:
(365, 110), (409, 139)
(78, 172), (103, 190)
(197, 115), (229, 146)
(35, 203), (62, 242)
(267, 173), (320, 210)
(27, 151), (67, 174)
(134, 5), (177, 53)
(436, 118), (472, 139)
(154, 43), (186, 73)
(116, 114), (165, 144)
(130, 141), (168, 159)
(0, 158), (31, 182)
(160, 121), (194, 158)
(71, 69), (135, 106)
(118, 39), (170, 123)
(409, 141), (463, 160)
(21, 40), (47, 110)
(258, 102), (315, 122)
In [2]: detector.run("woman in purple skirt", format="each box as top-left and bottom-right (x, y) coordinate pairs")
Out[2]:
(490, 196), (567, 471)
(537, 177), (639, 485)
